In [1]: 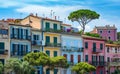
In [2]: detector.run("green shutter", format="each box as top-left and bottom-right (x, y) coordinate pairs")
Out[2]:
(85, 55), (88, 62)
(46, 22), (50, 30)
(0, 42), (4, 54)
(54, 37), (57, 43)
(46, 36), (50, 44)
(53, 24), (57, 30)
(54, 51), (57, 57)
(93, 43), (96, 51)
(100, 44), (103, 50)
(54, 69), (58, 74)
(85, 42), (88, 49)
(46, 50), (50, 56)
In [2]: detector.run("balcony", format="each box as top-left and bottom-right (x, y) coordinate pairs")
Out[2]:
(0, 49), (8, 55)
(61, 46), (84, 52)
(11, 34), (31, 40)
(90, 61), (106, 66)
(43, 28), (62, 33)
(32, 41), (42, 46)
(45, 43), (61, 47)
(92, 48), (102, 54)
(108, 62), (120, 66)
(68, 61), (74, 66)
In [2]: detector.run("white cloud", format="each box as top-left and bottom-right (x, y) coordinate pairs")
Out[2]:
(16, 5), (89, 21)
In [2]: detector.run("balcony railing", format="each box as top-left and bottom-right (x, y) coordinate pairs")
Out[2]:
(61, 46), (84, 52)
(45, 43), (61, 47)
(68, 61), (74, 66)
(11, 34), (31, 40)
(43, 28), (62, 33)
(90, 61), (106, 66)
(92, 48), (102, 54)
(108, 62), (120, 66)
(32, 41), (42, 46)
(0, 49), (8, 55)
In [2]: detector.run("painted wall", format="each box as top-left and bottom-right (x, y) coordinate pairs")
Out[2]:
(61, 34), (83, 74)
(83, 38), (105, 74)
(97, 29), (117, 41)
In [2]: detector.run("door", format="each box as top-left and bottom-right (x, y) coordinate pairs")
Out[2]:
(53, 24), (57, 30)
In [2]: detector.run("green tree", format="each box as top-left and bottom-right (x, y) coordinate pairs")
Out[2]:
(72, 62), (96, 74)
(4, 58), (33, 74)
(0, 62), (3, 74)
(23, 52), (69, 73)
(68, 9), (100, 33)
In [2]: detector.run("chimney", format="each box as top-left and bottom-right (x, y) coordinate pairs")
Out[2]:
(55, 16), (56, 20)
(30, 13), (33, 16)
(36, 13), (38, 17)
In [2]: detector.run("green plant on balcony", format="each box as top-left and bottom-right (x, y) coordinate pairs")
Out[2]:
(85, 32), (101, 38)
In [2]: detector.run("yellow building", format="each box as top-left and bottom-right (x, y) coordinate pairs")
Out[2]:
(21, 14), (62, 74)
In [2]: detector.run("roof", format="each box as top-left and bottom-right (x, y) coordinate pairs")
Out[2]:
(22, 14), (62, 23)
(9, 23), (31, 27)
(62, 24), (71, 26)
(82, 35), (105, 41)
(95, 25), (117, 30)
(105, 43), (120, 47)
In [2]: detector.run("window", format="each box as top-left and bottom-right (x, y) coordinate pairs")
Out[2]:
(100, 30), (102, 33)
(100, 70), (103, 74)
(85, 42), (88, 49)
(70, 55), (74, 63)
(100, 43), (103, 50)
(93, 43), (96, 51)
(63, 54), (67, 59)
(46, 50), (50, 56)
(107, 57), (110, 62)
(107, 47), (109, 53)
(115, 48), (117, 53)
(45, 22), (50, 30)
(54, 51), (57, 57)
(53, 24), (57, 30)
(108, 30), (110, 33)
(0, 59), (4, 65)
(0, 42), (4, 54)
(54, 37), (57, 44)
(0, 29), (8, 35)
(54, 69), (58, 74)
(33, 35), (39, 40)
(78, 55), (81, 63)
(108, 37), (111, 40)
(46, 69), (50, 74)
(85, 55), (88, 62)
(46, 36), (50, 44)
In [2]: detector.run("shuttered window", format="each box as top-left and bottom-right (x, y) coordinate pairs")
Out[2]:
(0, 42), (4, 54)
(46, 50), (50, 56)
(54, 51), (57, 57)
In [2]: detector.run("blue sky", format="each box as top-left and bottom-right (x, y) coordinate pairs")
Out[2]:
(0, 0), (120, 31)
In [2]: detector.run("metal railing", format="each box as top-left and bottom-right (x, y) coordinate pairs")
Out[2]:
(45, 43), (61, 47)
(0, 49), (8, 55)
(11, 34), (31, 40)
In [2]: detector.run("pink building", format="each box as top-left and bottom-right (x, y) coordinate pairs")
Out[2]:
(105, 44), (120, 74)
(83, 35), (106, 74)
(91, 25), (117, 41)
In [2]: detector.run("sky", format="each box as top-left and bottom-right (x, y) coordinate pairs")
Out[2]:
(0, 0), (120, 32)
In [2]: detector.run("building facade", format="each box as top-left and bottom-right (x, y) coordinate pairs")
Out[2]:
(83, 35), (105, 74)
(61, 34), (83, 74)
(91, 25), (117, 41)
(105, 44), (120, 74)
(9, 24), (31, 58)
(0, 22), (10, 65)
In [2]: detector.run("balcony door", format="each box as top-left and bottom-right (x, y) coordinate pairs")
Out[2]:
(45, 22), (50, 30)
